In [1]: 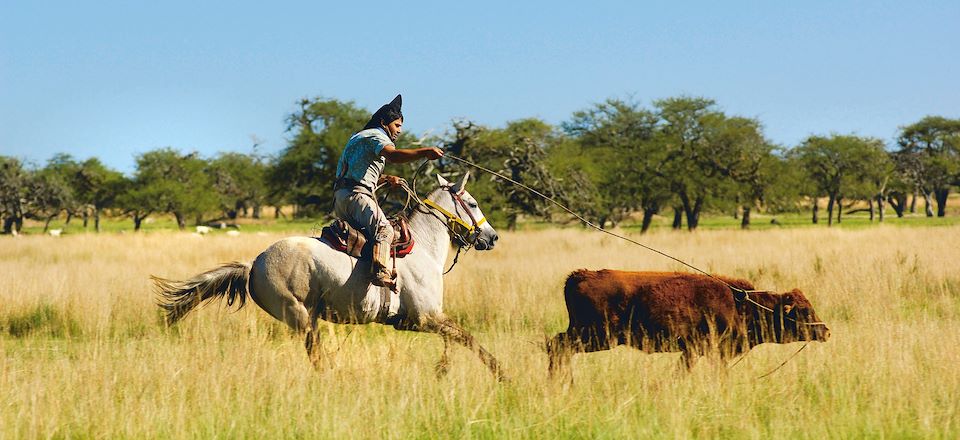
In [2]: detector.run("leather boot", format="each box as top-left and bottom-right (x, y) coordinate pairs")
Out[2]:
(370, 241), (396, 288)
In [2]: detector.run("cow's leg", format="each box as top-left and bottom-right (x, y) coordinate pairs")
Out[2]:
(396, 316), (506, 382)
(547, 332), (577, 381)
(678, 339), (700, 371)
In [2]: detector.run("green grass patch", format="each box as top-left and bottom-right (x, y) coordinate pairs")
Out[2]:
(13, 206), (960, 236)
(3, 304), (82, 338)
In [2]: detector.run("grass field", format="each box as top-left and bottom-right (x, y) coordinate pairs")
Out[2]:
(2, 225), (959, 438)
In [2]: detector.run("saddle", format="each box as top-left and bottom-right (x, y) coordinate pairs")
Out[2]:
(318, 217), (415, 259)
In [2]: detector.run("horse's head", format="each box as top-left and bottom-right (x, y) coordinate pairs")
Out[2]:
(426, 173), (499, 250)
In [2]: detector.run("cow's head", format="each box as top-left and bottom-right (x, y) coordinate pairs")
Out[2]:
(773, 289), (831, 343)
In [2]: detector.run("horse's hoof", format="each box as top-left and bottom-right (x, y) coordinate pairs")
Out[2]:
(434, 361), (450, 378)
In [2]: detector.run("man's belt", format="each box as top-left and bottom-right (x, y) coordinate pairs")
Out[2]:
(334, 178), (374, 193)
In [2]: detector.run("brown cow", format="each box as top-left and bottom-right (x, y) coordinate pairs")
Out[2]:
(547, 270), (830, 375)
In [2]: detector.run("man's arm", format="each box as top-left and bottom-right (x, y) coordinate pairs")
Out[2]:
(381, 145), (444, 164)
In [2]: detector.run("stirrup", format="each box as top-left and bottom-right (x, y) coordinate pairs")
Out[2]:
(371, 269), (397, 289)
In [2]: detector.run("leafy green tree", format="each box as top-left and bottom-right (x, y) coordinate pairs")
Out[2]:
(441, 118), (570, 230)
(38, 154), (124, 231)
(0, 156), (30, 234)
(564, 99), (668, 231)
(74, 158), (125, 231)
(794, 134), (889, 225)
(896, 116), (960, 217)
(268, 97), (370, 216)
(208, 151), (269, 219)
(696, 115), (788, 229)
(121, 148), (218, 230)
(40, 154), (82, 224)
(654, 96), (729, 230)
(26, 167), (73, 232)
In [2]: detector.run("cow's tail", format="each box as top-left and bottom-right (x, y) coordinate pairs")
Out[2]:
(153, 261), (251, 325)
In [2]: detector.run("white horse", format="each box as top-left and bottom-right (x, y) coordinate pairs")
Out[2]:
(154, 173), (506, 380)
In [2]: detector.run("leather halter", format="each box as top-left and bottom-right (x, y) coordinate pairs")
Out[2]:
(422, 187), (487, 245)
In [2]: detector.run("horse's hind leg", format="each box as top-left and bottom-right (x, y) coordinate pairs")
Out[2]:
(248, 258), (311, 333)
(304, 307), (327, 369)
(435, 338), (452, 378)
(402, 316), (507, 382)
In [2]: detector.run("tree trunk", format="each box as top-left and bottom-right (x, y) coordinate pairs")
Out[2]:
(888, 194), (905, 218)
(65, 211), (73, 225)
(910, 191), (918, 213)
(826, 194), (835, 226)
(640, 208), (656, 234)
(252, 204), (262, 219)
(94, 209), (101, 233)
(923, 191), (934, 217)
(83, 210), (89, 228)
(686, 197), (703, 231)
(741, 205), (751, 229)
(174, 212), (186, 230)
(935, 188), (949, 217)
(812, 197), (819, 224)
(672, 207), (683, 230)
(43, 216), (54, 233)
(134, 213), (144, 231)
(2, 217), (13, 234)
(507, 213), (518, 231)
(836, 196), (843, 224)
(868, 199), (875, 222)
(877, 194), (885, 222)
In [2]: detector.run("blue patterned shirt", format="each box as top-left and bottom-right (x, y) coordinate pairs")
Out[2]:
(335, 127), (394, 189)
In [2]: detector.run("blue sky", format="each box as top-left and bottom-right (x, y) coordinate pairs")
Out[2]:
(2, 1), (958, 173)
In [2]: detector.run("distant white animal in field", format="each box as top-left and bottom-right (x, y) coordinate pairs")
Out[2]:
(48, 229), (62, 237)
(195, 226), (211, 235)
(225, 230), (240, 237)
(153, 173), (506, 380)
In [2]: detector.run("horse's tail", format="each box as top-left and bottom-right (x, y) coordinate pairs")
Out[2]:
(153, 261), (251, 326)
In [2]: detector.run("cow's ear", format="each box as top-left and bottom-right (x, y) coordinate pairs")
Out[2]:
(437, 174), (450, 188)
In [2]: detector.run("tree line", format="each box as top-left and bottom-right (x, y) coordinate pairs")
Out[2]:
(2, 96), (958, 234)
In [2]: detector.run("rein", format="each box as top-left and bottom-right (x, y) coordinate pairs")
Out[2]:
(388, 176), (484, 274)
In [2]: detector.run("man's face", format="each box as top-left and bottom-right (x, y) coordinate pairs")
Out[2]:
(383, 118), (403, 141)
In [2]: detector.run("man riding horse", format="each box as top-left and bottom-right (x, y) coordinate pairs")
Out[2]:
(333, 94), (444, 288)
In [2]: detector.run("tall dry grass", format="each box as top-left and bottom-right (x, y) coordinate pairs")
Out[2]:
(1, 226), (958, 438)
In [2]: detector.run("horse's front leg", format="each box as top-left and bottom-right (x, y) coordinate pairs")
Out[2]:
(395, 316), (507, 382)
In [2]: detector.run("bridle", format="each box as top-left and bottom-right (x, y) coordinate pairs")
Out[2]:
(421, 186), (487, 247)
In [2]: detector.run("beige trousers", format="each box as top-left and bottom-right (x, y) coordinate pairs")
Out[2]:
(333, 188), (395, 270)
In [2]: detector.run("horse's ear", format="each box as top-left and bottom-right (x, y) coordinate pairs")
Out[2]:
(436, 174), (451, 187)
(452, 171), (471, 194)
